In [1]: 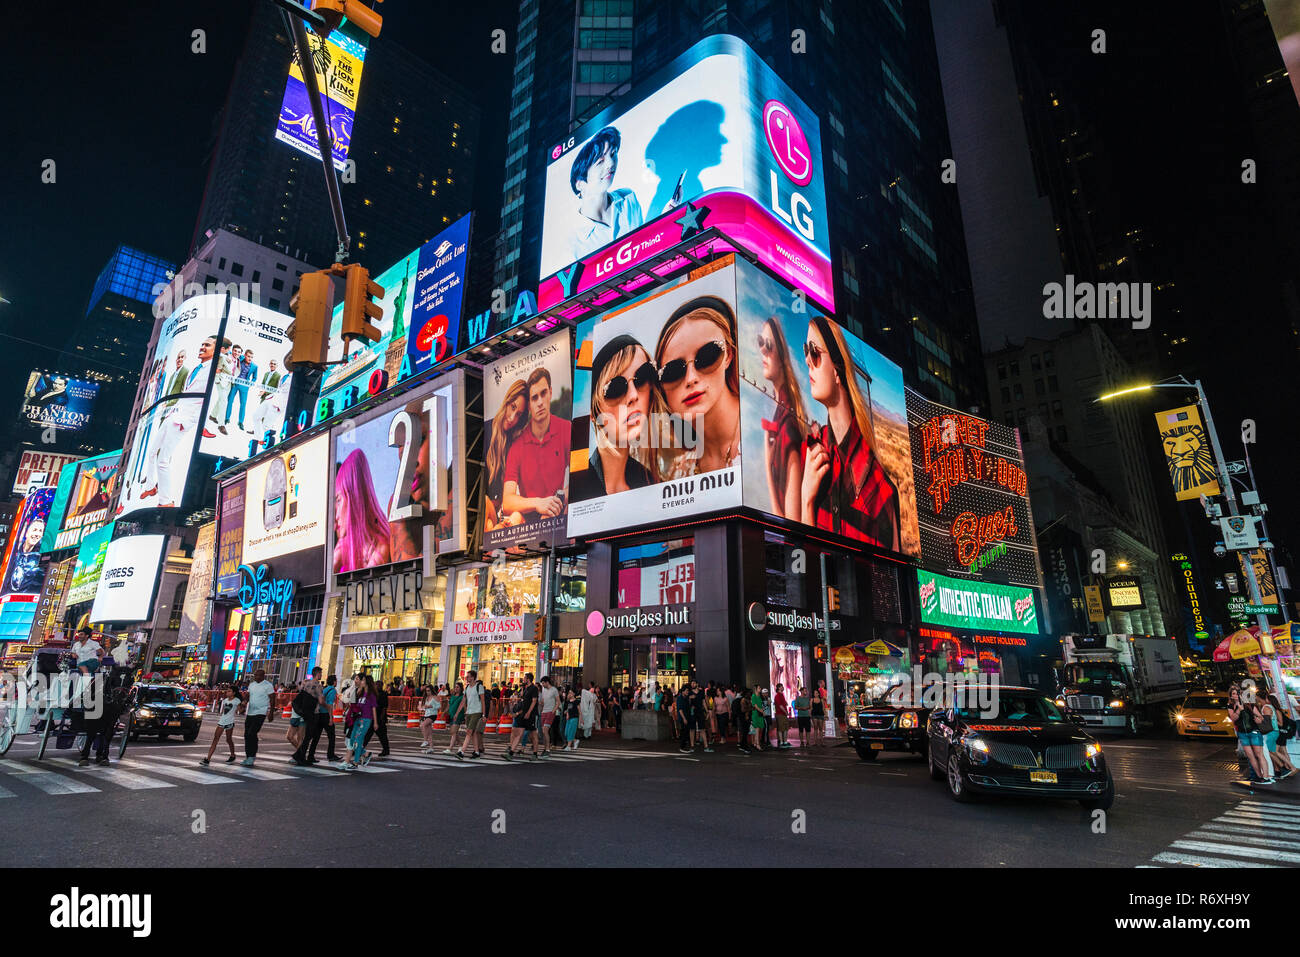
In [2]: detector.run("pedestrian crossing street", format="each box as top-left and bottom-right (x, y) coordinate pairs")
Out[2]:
(0, 744), (672, 799)
(1142, 799), (1300, 867)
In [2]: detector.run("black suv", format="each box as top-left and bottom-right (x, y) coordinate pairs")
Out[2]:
(927, 686), (1113, 810)
(129, 684), (203, 741)
(846, 688), (929, 761)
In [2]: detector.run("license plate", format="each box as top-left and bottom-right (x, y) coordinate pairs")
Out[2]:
(871, 742), (885, 750)
(166, 721), (181, 727)
(1029, 770), (1057, 784)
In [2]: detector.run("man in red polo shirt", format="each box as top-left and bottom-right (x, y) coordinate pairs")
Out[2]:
(502, 367), (569, 520)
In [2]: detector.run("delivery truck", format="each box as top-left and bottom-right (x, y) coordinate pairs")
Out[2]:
(1057, 633), (1187, 733)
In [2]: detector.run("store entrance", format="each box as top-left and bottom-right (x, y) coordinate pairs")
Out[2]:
(609, 635), (695, 694)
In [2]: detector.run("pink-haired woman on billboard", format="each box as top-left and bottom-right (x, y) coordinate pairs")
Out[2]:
(800, 315), (900, 550)
(333, 448), (391, 574)
(654, 295), (741, 478)
(757, 316), (807, 518)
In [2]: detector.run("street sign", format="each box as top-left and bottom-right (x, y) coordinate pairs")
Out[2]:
(1225, 461), (1247, 475)
(1244, 603), (1280, 615)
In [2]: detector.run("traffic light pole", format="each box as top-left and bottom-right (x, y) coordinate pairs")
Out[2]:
(819, 551), (835, 737)
(284, 8), (350, 263)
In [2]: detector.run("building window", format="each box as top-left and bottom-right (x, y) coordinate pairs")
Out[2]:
(1056, 425), (1068, 442)
(1030, 354), (1041, 371)
(269, 298), (281, 311)
(275, 262), (287, 271)
(252, 270), (261, 283)
(1000, 386), (1011, 403)
(1034, 378), (1045, 396)
(1009, 360), (1020, 376)
(997, 363), (1006, 380)
(230, 262), (244, 277)
(272, 278), (284, 291)
(218, 257), (227, 270)
(1052, 399), (1063, 417)
(1043, 350), (1054, 368)
(1013, 384), (1023, 401)
(1048, 375), (1059, 392)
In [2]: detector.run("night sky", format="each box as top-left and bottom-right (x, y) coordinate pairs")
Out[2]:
(6, 0), (1299, 560)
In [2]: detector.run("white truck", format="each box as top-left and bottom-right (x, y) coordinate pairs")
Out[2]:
(1057, 634), (1187, 734)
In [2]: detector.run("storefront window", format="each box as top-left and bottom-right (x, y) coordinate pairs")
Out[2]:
(554, 554), (587, 612)
(452, 558), (544, 619)
(448, 641), (539, 689)
(616, 537), (694, 608)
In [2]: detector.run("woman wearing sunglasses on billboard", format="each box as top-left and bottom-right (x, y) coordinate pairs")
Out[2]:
(571, 335), (663, 501)
(800, 315), (900, 550)
(654, 296), (742, 479)
(484, 378), (529, 531)
(756, 316), (807, 519)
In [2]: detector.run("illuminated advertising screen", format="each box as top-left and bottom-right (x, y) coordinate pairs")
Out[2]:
(27, 557), (72, 644)
(905, 390), (1041, 587)
(1, 488), (55, 597)
(918, 569), (1039, 636)
(241, 433), (329, 587)
(11, 451), (80, 496)
(539, 34), (831, 311)
(769, 639), (810, 701)
(215, 476), (246, 597)
(274, 29), (366, 171)
(319, 216), (472, 414)
(178, 522), (216, 647)
(119, 294), (226, 517)
(330, 368), (468, 582)
(40, 449), (121, 553)
(21, 370), (99, 434)
(89, 534), (166, 624)
(1264, 1), (1300, 108)
(68, 522), (115, 606)
(198, 298), (294, 462)
(481, 329), (573, 549)
(1106, 576), (1145, 610)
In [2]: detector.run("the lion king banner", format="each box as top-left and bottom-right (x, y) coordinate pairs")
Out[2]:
(1155, 405), (1221, 501)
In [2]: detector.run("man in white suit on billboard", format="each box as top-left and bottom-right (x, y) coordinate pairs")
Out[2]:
(141, 336), (215, 508)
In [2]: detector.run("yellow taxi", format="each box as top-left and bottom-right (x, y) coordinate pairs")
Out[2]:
(1173, 692), (1234, 738)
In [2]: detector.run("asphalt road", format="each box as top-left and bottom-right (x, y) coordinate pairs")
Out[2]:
(1, 721), (1295, 868)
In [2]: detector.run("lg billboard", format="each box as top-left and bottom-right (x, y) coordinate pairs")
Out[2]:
(540, 35), (832, 312)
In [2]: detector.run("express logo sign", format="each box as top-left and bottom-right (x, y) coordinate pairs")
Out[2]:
(763, 100), (813, 186)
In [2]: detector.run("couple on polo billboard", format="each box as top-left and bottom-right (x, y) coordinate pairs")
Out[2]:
(481, 332), (573, 549)
(569, 255), (920, 559)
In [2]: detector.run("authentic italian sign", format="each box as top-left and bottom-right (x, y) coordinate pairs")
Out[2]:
(918, 569), (1039, 635)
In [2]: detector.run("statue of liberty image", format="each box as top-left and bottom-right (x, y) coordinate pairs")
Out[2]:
(383, 272), (412, 381)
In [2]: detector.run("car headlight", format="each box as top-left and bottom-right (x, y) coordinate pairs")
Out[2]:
(136, 708), (154, 718)
(898, 711), (918, 729)
(1055, 698), (1066, 707)
(1175, 711), (1185, 721)
(848, 712), (859, 728)
(1085, 743), (1102, 759)
(1108, 700), (1124, 709)
(1084, 741), (1103, 770)
(965, 735), (990, 765)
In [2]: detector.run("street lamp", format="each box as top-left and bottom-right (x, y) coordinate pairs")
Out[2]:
(1096, 375), (1271, 636)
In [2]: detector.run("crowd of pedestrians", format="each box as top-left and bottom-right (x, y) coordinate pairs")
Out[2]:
(1230, 680), (1297, 785)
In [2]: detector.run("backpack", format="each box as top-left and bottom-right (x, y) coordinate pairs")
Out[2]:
(292, 689), (316, 718)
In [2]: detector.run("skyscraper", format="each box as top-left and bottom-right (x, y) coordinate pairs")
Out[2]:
(192, 0), (481, 274)
(493, 0), (987, 411)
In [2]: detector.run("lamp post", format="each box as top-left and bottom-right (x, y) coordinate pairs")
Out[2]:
(1096, 376), (1271, 636)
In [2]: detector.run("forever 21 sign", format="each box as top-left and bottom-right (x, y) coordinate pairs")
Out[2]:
(343, 570), (424, 618)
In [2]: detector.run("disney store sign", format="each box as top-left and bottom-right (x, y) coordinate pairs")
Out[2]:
(237, 563), (296, 617)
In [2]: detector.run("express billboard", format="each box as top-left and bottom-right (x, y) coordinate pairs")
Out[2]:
(89, 534), (166, 625)
(198, 298), (294, 461)
(481, 329), (573, 549)
(21, 370), (99, 434)
(905, 391), (1041, 587)
(318, 216), (472, 415)
(539, 34), (831, 311)
(568, 255), (917, 556)
(119, 294), (225, 517)
(329, 368), (468, 583)
(274, 29), (366, 171)
(240, 433), (329, 587)
(39, 449), (121, 553)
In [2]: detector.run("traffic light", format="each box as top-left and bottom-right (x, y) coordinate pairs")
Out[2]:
(285, 267), (339, 369)
(827, 586), (841, 613)
(534, 615), (546, 644)
(814, 644), (827, 664)
(311, 0), (384, 38)
(340, 262), (384, 345)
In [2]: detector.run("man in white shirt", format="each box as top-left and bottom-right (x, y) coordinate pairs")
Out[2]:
(242, 668), (275, 766)
(538, 675), (560, 756)
(457, 669), (488, 761)
(143, 336), (217, 507)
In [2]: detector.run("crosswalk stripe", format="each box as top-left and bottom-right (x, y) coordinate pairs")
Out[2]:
(1170, 839), (1300, 864)
(0, 759), (100, 795)
(150, 754), (295, 781)
(1152, 851), (1276, 868)
(0, 784), (13, 799)
(378, 755), (469, 770)
(1197, 822), (1299, 841)
(1234, 803), (1300, 820)
(1215, 814), (1300, 832)
(115, 758), (242, 785)
(1187, 830), (1300, 853)
(543, 753), (613, 762)
(48, 758), (175, 790)
(345, 763), (400, 774)
(1239, 800), (1300, 813)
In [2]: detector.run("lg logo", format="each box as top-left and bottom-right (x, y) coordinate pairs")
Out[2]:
(762, 99), (815, 242)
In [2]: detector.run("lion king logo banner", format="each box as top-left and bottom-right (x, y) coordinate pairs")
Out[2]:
(1155, 405), (1220, 501)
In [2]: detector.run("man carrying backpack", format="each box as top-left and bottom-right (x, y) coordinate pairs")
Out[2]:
(291, 667), (324, 766)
